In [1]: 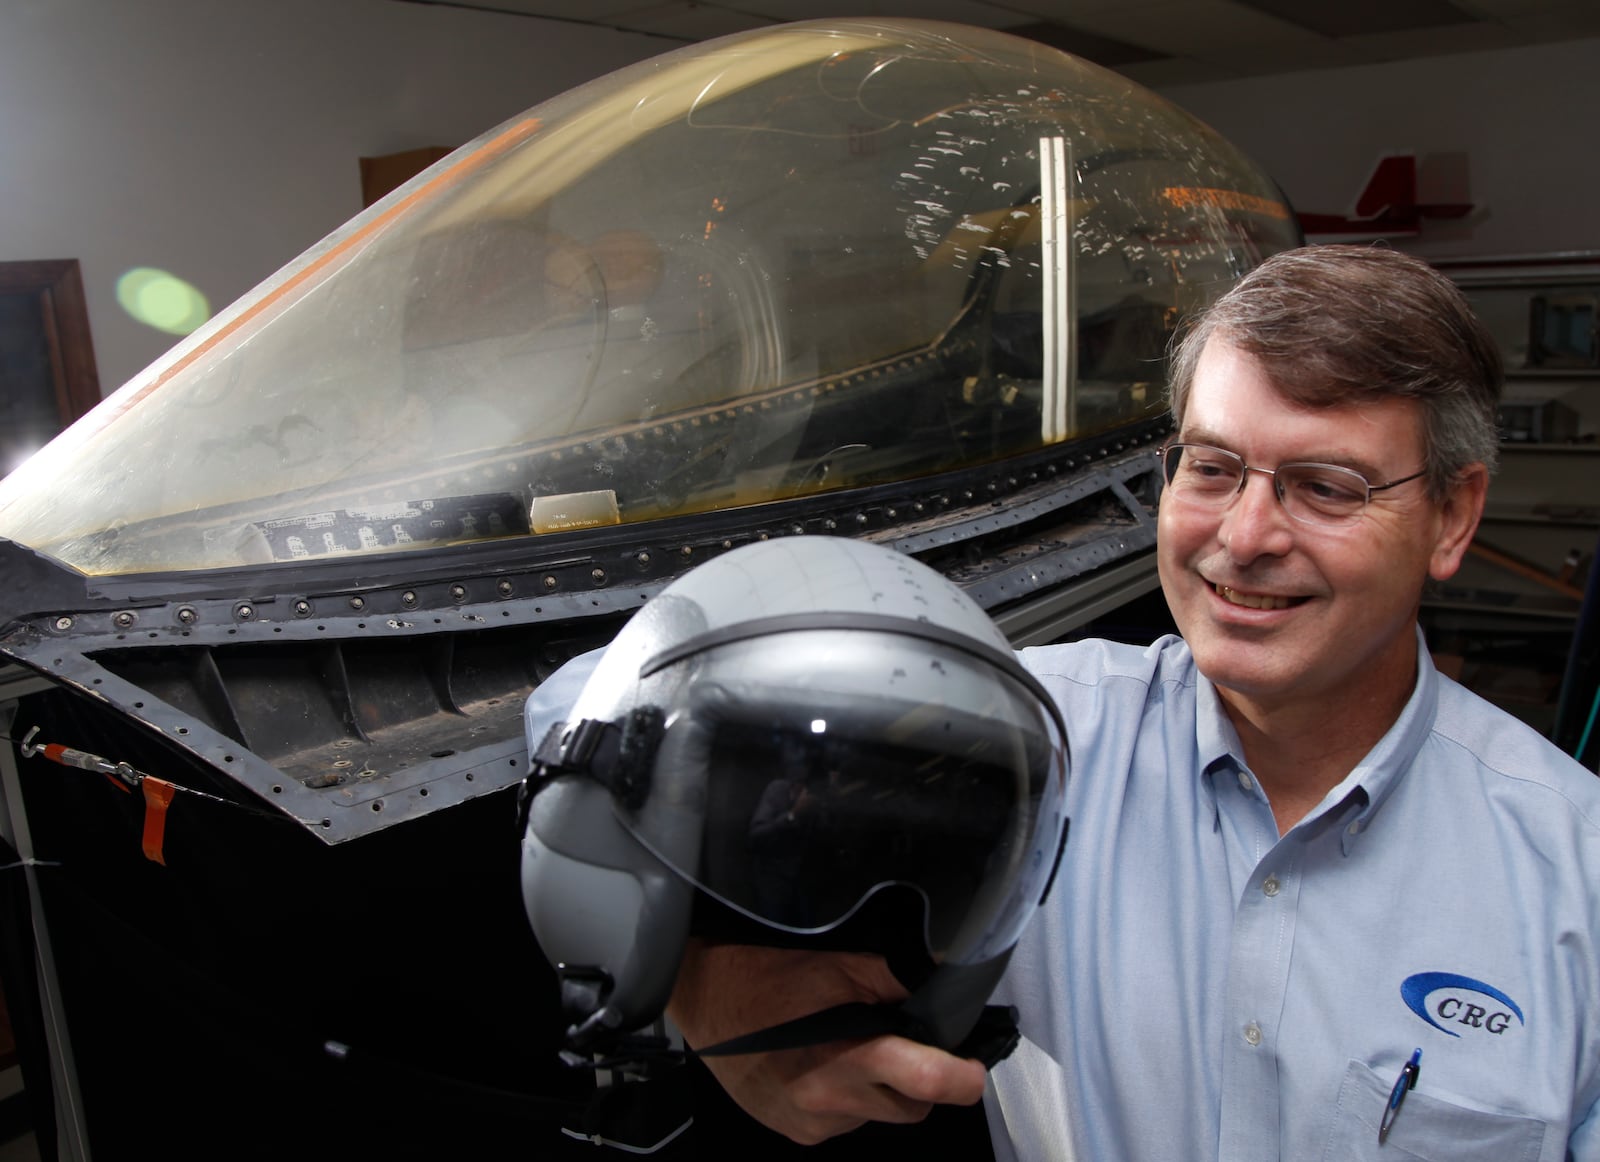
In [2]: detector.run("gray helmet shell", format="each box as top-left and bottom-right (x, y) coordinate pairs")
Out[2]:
(520, 536), (1067, 1051)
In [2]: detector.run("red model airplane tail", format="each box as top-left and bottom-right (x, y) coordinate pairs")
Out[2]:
(1298, 154), (1473, 238)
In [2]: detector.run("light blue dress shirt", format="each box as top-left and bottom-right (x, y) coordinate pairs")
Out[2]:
(986, 632), (1600, 1161)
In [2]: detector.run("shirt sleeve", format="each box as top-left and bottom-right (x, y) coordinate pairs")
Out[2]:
(1570, 1094), (1600, 1161)
(984, 1076), (1021, 1162)
(983, 1036), (1082, 1162)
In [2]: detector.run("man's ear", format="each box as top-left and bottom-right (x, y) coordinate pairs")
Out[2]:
(1428, 463), (1489, 583)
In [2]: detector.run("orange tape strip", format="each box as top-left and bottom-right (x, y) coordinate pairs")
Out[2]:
(140, 778), (177, 866)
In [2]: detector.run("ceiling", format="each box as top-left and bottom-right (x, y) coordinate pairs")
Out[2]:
(396, 0), (1600, 85)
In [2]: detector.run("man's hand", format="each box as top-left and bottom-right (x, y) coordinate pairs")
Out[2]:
(667, 940), (989, 1145)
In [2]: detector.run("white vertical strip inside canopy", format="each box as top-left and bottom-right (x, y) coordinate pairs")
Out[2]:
(1039, 136), (1071, 443)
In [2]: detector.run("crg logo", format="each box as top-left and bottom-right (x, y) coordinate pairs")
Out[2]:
(1401, 972), (1524, 1038)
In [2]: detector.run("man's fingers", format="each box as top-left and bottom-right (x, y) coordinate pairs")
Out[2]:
(669, 943), (988, 1144)
(859, 1035), (990, 1106)
(785, 1036), (986, 1124)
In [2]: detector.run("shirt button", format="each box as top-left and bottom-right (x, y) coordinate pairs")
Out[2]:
(1243, 1022), (1262, 1047)
(1262, 875), (1280, 897)
(1237, 771), (1254, 792)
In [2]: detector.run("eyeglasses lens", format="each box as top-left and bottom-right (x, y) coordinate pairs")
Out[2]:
(1162, 445), (1370, 526)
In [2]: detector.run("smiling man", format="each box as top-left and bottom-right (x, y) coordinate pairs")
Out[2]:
(1151, 248), (1492, 834)
(668, 246), (1600, 1160)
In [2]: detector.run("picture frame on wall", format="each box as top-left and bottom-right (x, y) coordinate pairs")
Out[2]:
(0, 259), (101, 476)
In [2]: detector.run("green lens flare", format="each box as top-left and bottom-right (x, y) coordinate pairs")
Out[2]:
(116, 268), (210, 335)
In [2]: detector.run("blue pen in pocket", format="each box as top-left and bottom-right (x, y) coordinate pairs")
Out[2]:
(1379, 1048), (1423, 1144)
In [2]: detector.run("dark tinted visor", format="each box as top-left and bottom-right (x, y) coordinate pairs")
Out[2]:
(617, 661), (1066, 966)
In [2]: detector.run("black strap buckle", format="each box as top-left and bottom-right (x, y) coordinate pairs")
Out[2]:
(518, 709), (665, 829)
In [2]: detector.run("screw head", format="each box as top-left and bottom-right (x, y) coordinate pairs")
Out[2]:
(449, 585), (467, 602)
(177, 606), (198, 624)
(113, 610), (136, 629)
(293, 600), (312, 617)
(401, 591), (418, 607)
(349, 596), (366, 611)
(235, 604), (255, 621)
(591, 568), (607, 584)
(543, 575), (558, 590)
(53, 616), (73, 631)
(497, 579), (514, 597)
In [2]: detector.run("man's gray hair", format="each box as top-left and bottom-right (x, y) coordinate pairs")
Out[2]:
(1167, 245), (1503, 496)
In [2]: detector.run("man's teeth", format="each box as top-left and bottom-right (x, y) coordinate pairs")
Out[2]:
(1217, 585), (1291, 611)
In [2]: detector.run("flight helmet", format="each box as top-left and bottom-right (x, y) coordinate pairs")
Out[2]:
(519, 536), (1068, 1060)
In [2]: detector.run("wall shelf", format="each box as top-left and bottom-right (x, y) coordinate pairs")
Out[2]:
(1422, 256), (1600, 751)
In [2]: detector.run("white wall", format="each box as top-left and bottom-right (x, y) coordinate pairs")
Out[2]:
(0, 0), (662, 393)
(1156, 37), (1600, 263)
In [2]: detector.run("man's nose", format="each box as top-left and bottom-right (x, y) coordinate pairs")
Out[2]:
(1219, 468), (1294, 557)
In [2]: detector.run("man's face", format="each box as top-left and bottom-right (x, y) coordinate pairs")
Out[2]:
(1157, 336), (1483, 719)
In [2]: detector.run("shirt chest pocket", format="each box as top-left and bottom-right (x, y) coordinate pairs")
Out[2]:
(1319, 1059), (1546, 1162)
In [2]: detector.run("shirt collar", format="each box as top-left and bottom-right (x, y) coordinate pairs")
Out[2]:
(1191, 627), (1440, 847)
(1333, 628), (1440, 845)
(1194, 669), (1236, 780)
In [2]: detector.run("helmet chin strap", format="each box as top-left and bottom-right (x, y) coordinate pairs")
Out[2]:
(692, 951), (1021, 1069)
(693, 999), (1021, 1069)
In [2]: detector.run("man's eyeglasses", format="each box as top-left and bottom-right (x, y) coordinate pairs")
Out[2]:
(1158, 443), (1427, 527)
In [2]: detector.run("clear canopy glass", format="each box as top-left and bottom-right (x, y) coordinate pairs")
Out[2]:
(0, 19), (1300, 576)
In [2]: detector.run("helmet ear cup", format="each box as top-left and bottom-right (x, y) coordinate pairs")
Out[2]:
(521, 777), (694, 1044)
